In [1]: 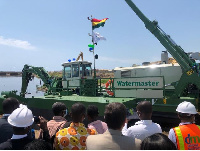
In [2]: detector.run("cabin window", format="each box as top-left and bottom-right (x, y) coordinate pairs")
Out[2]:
(121, 70), (131, 77)
(85, 64), (92, 76)
(64, 66), (71, 79)
(80, 64), (92, 77)
(72, 64), (79, 77)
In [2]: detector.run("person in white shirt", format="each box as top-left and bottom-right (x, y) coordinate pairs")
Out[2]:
(122, 101), (162, 141)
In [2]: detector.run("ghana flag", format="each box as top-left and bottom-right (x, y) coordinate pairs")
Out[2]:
(92, 18), (109, 30)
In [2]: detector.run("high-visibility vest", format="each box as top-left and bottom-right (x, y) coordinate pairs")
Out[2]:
(173, 124), (200, 150)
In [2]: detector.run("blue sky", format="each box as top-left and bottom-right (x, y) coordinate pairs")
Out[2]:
(0, 0), (200, 71)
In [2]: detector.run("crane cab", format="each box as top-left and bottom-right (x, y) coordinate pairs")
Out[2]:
(62, 61), (92, 89)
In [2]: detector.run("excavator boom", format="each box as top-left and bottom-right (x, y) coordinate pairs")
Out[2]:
(20, 64), (53, 97)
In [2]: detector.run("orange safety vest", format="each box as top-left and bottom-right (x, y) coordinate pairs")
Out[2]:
(173, 124), (200, 150)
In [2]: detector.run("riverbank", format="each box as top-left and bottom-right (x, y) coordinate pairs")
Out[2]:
(0, 72), (22, 76)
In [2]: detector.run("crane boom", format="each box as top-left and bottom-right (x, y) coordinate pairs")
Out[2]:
(76, 51), (83, 61)
(125, 0), (195, 74)
(125, 0), (200, 97)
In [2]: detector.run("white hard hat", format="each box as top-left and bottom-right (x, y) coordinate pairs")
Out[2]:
(8, 105), (34, 127)
(176, 101), (197, 114)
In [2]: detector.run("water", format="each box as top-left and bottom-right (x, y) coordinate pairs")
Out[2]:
(0, 76), (44, 97)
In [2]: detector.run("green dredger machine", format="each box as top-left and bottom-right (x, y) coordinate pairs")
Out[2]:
(1, 0), (200, 127)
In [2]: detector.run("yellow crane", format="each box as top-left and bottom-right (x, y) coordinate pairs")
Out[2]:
(76, 51), (83, 61)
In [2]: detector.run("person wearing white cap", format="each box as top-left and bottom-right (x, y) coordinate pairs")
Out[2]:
(168, 101), (200, 150)
(0, 105), (34, 150)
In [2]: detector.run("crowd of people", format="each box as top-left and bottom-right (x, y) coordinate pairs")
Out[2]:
(0, 97), (199, 150)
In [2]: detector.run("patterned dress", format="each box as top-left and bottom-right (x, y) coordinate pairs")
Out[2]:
(55, 122), (97, 150)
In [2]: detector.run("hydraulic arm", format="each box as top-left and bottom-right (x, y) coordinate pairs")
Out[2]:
(20, 64), (61, 97)
(125, 0), (200, 97)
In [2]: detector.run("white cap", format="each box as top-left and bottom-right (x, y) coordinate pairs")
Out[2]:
(176, 101), (198, 115)
(8, 105), (34, 127)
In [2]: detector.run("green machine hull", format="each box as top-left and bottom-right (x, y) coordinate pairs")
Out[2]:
(0, 91), (137, 120)
(1, 91), (199, 129)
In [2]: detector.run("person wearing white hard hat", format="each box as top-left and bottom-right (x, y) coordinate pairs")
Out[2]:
(168, 101), (200, 150)
(0, 105), (34, 150)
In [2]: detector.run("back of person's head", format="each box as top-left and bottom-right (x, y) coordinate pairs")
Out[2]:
(71, 103), (86, 123)
(2, 97), (19, 114)
(52, 102), (67, 116)
(136, 101), (152, 114)
(104, 102), (126, 130)
(87, 105), (99, 120)
(141, 133), (177, 150)
(178, 112), (195, 121)
(24, 139), (52, 150)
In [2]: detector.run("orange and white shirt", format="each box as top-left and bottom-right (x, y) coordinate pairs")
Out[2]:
(55, 122), (97, 150)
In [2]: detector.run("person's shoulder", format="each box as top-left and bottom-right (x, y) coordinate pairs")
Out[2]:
(47, 119), (55, 123)
(131, 120), (144, 127)
(168, 128), (175, 134)
(0, 116), (5, 120)
(46, 120), (55, 126)
(0, 139), (12, 150)
(0, 117), (8, 123)
(86, 134), (105, 150)
(88, 120), (102, 125)
(120, 134), (130, 139)
(87, 133), (103, 141)
(101, 121), (107, 125)
(152, 122), (162, 128)
(87, 133), (102, 143)
(0, 119), (11, 128)
(153, 122), (160, 125)
(127, 123), (139, 131)
(122, 134), (135, 140)
(151, 122), (162, 132)
(88, 133), (102, 137)
(119, 135), (139, 149)
(88, 120), (97, 126)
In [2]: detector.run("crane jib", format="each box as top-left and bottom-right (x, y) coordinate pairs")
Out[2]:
(125, 0), (195, 74)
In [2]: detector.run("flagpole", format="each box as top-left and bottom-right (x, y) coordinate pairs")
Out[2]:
(88, 17), (108, 96)
(92, 16), (97, 97)
(90, 15), (96, 80)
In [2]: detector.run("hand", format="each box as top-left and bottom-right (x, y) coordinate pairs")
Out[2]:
(125, 118), (130, 123)
(38, 116), (48, 131)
